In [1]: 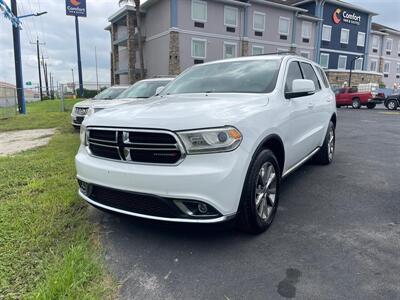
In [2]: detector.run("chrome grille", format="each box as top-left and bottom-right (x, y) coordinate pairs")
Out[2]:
(87, 128), (184, 164)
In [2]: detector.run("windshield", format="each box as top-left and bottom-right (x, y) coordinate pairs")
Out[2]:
(161, 59), (281, 95)
(93, 87), (126, 100)
(117, 80), (170, 99)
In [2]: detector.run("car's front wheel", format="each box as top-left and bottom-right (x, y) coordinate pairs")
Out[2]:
(237, 150), (280, 234)
(387, 99), (398, 110)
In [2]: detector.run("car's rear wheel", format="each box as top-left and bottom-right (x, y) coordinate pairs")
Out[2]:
(366, 103), (376, 109)
(237, 150), (280, 234)
(387, 100), (398, 110)
(313, 121), (335, 165)
(352, 98), (361, 109)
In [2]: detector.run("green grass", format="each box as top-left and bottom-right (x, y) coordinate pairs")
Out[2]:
(0, 100), (116, 299)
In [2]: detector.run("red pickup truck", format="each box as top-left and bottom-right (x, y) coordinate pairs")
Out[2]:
(335, 87), (380, 109)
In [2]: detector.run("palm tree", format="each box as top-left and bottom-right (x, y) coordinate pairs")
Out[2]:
(134, 0), (145, 79)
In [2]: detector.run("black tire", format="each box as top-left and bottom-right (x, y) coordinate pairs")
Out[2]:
(237, 149), (281, 234)
(387, 100), (398, 110)
(73, 125), (80, 131)
(352, 98), (361, 109)
(313, 121), (335, 165)
(366, 103), (376, 109)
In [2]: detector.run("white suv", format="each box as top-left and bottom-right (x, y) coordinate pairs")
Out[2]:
(76, 55), (336, 233)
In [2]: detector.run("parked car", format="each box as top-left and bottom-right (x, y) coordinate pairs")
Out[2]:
(335, 87), (380, 109)
(83, 77), (174, 120)
(76, 55), (337, 234)
(71, 86), (128, 128)
(384, 94), (400, 110)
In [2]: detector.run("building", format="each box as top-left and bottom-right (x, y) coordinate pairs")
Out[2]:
(369, 23), (400, 88)
(106, 0), (400, 88)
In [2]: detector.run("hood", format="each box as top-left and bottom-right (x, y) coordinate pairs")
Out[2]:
(85, 93), (269, 131)
(74, 98), (139, 108)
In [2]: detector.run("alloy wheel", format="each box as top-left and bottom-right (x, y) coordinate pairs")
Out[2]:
(328, 126), (335, 161)
(255, 162), (277, 220)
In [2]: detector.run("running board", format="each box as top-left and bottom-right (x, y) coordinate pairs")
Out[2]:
(282, 147), (320, 178)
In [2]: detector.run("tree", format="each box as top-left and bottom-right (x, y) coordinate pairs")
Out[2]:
(134, 0), (145, 79)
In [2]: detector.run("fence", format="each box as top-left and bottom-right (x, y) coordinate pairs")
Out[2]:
(0, 87), (18, 119)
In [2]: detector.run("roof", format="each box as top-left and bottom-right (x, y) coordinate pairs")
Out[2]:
(372, 22), (400, 35)
(292, 0), (378, 16)
(251, 0), (307, 12)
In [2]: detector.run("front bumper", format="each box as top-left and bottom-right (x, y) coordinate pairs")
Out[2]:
(75, 145), (250, 222)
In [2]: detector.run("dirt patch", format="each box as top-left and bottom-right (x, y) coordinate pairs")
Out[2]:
(0, 128), (56, 156)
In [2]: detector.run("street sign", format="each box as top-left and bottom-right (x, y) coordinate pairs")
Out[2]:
(26, 81), (32, 85)
(65, 0), (86, 17)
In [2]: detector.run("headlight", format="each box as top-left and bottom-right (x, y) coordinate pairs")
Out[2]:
(80, 125), (87, 146)
(177, 126), (242, 154)
(85, 108), (95, 118)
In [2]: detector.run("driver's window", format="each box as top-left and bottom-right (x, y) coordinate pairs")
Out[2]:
(285, 62), (303, 93)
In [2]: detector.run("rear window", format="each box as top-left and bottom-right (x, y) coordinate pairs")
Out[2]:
(316, 66), (330, 88)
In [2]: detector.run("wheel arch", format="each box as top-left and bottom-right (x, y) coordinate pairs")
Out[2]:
(330, 113), (337, 128)
(252, 134), (285, 175)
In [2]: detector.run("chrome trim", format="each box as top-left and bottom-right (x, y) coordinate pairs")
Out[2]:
(282, 147), (320, 178)
(85, 127), (187, 166)
(79, 190), (235, 223)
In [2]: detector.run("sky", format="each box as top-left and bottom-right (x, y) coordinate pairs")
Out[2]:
(0, 0), (399, 87)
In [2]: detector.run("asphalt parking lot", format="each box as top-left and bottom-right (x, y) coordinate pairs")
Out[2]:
(90, 106), (400, 300)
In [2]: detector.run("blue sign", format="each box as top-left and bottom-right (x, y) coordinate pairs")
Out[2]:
(65, 0), (87, 17)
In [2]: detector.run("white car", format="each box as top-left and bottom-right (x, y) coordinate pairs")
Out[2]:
(71, 86), (128, 128)
(76, 55), (336, 233)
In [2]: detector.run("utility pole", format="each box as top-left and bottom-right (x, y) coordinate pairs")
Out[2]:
(41, 55), (49, 97)
(95, 46), (99, 92)
(10, 0), (26, 113)
(31, 39), (44, 101)
(75, 16), (83, 97)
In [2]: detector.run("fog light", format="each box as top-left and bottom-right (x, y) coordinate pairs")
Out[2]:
(198, 203), (208, 214)
(78, 180), (92, 196)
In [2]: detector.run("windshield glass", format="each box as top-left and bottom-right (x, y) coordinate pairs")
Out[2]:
(161, 59), (281, 95)
(117, 80), (170, 99)
(93, 87), (126, 100)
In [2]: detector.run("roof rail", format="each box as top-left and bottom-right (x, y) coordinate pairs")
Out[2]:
(250, 51), (297, 57)
(152, 75), (176, 78)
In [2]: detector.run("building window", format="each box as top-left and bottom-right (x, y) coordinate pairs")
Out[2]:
(372, 36), (379, 52)
(300, 51), (310, 59)
(223, 42), (237, 59)
(279, 17), (290, 36)
(354, 57), (363, 70)
(338, 55), (347, 70)
(340, 28), (349, 44)
(191, 39), (206, 59)
(386, 38), (393, 54)
(253, 12), (265, 32)
(357, 32), (365, 47)
(396, 63), (400, 75)
(384, 62), (390, 73)
(252, 45), (264, 55)
(370, 60), (377, 72)
(320, 53), (329, 69)
(302, 21), (311, 39)
(224, 6), (238, 27)
(322, 25), (332, 42)
(398, 41), (400, 55)
(277, 48), (289, 54)
(192, 0), (207, 23)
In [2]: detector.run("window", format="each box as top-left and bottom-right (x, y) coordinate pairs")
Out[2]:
(340, 29), (349, 44)
(370, 60), (377, 72)
(320, 53), (329, 69)
(253, 12), (265, 32)
(285, 62), (303, 93)
(354, 58), (363, 70)
(397, 63), (400, 75)
(372, 35), (379, 50)
(398, 41), (400, 54)
(302, 21), (311, 39)
(322, 25), (332, 42)
(252, 45), (264, 55)
(223, 42), (237, 59)
(386, 38), (393, 53)
(384, 62), (390, 73)
(224, 6), (238, 27)
(191, 39), (206, 59)
(338, 55), (347, 70)
(300, 62), (321, 91)
(357, 32), (365, 47)
(279, 17), (290, 36)
(300, 51), (310, 59)
(192, 0), (207, 22)
(316, 67), (330, 88)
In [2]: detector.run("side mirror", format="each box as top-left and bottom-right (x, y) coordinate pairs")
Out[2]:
(285, 79), (316, 99)
(155, 86), (165, 96)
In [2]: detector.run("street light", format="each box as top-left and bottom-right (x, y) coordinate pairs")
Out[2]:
(18, 11), (47, 19)
(348, 55), (363, 88)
